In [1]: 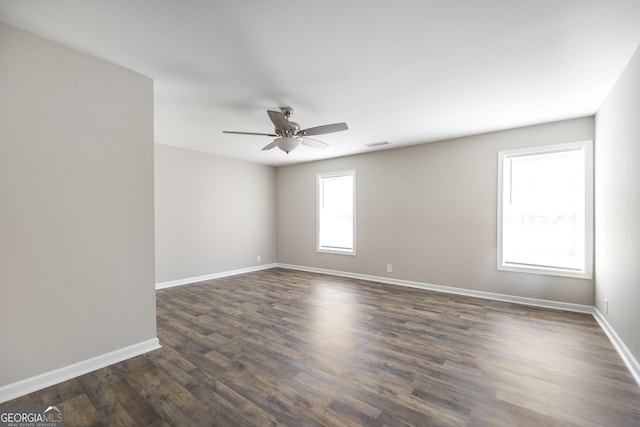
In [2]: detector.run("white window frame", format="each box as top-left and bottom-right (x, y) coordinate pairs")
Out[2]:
(317, 170), (356, 255)
(497, 140), (593, 279)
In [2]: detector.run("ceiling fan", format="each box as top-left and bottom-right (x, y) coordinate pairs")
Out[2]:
(223, 107), (348, 153)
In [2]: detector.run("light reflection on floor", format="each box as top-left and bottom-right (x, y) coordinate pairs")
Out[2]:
(309, 283), (359, 370)
(489, 313), (591, 414)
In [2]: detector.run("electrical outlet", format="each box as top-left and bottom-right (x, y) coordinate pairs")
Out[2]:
(257, 255), (261, 262)
(386, 264), (393, 273)
(605, 298), (609, 314)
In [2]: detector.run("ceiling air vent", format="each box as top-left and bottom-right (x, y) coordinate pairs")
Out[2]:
(365, 141), (390, 148)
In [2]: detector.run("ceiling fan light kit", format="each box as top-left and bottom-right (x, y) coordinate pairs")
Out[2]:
(223, 107), (348, 154)
(271, 137), (301, 154)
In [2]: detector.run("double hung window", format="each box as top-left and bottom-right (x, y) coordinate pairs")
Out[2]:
(497, 141), (593, 278)
(317, 170), (355, 255)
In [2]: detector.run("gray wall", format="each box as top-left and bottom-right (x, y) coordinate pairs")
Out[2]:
(595, 46), (640, 361)
(0, 23), (157, 386)
(278, 118), (595, 305)
(154, 144), (277, 284)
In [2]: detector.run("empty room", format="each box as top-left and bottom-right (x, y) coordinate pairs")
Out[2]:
(1, 1), (640, 426)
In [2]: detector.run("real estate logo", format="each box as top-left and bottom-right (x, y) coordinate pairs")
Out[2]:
(0, 405), (64, 427)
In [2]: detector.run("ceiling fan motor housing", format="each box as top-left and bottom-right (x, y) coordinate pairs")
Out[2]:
(276, 107), (299, 136)
(279, 121), (300, 136)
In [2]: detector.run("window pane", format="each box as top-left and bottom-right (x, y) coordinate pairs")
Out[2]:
(318, 172), (354, 253)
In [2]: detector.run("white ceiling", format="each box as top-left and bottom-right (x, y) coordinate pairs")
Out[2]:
(1, 1), (639, 166)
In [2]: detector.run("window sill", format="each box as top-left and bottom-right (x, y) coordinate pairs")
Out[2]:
(317, 247), (356, 256)
(498, 263), (592, 280)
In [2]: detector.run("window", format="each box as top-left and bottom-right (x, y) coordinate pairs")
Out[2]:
(497, 141), (593, 278)
(317, 170), (355, 255)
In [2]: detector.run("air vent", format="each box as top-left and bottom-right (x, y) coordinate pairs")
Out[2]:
(365, 141), (390, 148)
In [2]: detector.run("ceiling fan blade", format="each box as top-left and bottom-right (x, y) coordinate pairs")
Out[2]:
(261, 140), (278, 151)
(299, 122), (348, 136)
(223, 130), (278, 137)
(299, 137), (329, 149)
(267, 110), (290, 129)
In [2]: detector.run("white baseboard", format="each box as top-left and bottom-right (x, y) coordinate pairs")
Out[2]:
(593, 308), (640, 386)
(0, 338), (161, 404)
(277, 263), (593, 313)
(156, 263), (278, 290)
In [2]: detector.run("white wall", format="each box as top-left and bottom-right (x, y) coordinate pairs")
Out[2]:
(0, 23), (157, 387)
(278, 118), (595, 305)
(595, 45), (640, 362)
(154, 144), (277, 284)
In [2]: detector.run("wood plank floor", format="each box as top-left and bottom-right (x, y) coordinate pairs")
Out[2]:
(7, 268), (640, 426)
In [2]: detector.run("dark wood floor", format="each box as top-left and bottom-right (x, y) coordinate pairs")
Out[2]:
(7, 268), (640, 426)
